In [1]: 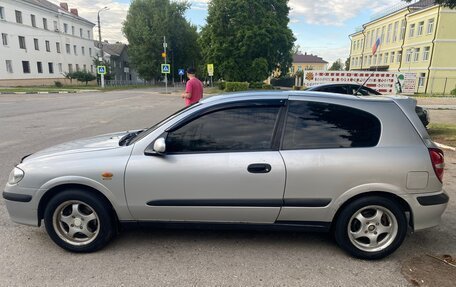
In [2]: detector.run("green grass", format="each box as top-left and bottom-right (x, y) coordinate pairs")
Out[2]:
(428, 123), (456, 147)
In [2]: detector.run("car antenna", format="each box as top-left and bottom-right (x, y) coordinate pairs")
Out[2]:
(354, 70), (375, 96)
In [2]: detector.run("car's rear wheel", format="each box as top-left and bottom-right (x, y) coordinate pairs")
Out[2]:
(44, 189), (115, 252)
(334, 196), (407, 260)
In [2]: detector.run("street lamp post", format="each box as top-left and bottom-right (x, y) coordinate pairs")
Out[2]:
(97, 7), (109, 59)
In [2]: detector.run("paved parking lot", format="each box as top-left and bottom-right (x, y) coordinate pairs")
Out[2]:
(0, 89), (455, 286)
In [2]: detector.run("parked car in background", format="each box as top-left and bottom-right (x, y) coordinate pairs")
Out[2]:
(3, 91), (447, 259)
(305, 83), (430, 127)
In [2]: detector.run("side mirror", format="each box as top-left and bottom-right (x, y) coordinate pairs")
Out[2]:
(145, 137), (166, 156)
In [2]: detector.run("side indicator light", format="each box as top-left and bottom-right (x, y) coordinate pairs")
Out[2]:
(102, 172), (113, 180)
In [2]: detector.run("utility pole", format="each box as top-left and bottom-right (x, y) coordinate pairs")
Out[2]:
(97, 7), (109, 88)
(163, 36), (168, 93)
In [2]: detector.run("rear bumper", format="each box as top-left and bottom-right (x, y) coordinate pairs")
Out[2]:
(402, 190), (449, 231)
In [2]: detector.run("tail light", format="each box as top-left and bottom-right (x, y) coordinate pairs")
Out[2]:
(429, 148), (445, 182)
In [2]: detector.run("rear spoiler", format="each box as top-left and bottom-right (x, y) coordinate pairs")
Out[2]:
(391, 96), (437, 148)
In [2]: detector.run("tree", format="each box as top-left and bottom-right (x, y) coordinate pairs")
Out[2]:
(329, 59), (344, 71)
(73, 71), (97, 85)
(123, 0), (200, 82)
(199, 0), (295, 82)
(92, 57), (114, 81)
(291, 44), (302, 55)
(345, 57), (350, 71)
(403, 0), (456, 8)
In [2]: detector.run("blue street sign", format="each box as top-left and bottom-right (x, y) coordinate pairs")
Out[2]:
(97, 66), (106, 75)
(161, 64), (170, 74)
(178, 69), (185, 76)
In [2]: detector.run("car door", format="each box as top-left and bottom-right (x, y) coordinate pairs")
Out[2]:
(125, 99), (287, 223)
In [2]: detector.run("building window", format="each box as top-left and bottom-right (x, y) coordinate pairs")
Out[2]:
(427, 19), (435, 34)
(368, 56), (372, 66)
(80, 28), (83, 38)
(73, 45), (77, 55)
(48, 62), (54, 74)
(89, 48), (92, 56)
(34, 38), (39, 50)
(373, 55), (377, 65)
(393, 21), (398, 42)
(0, 7), (4, 20)
(45, 40), (50, 52)
(15, 10), (22, 24)
(53, 21), (58, 31)
(68, 64), (73, 73)
(81, 46), (85, 55)
(2, 33), (8, 46)
(414, 48), (420, 62)
(386, 24), (392, 43)
(58, 63), (63, 73)
(400, 20), (406, 40)
(378, 54), (383, 65)
(31, 14), (36, 27)
(384, 53), (388, 64)
(87, 30), (91, 39)
(64, 23), (68, 33)
(19, 36), (26, 49)
(56, 42), (61, 53)
(409, 24), (415, 38)
(76, 64), (80, 71)
(6, 60), (13, 73)
(418, 21), (424, 36)
(366, 31), (370, 47)
(43, 18), (48, 30)
(418, 73), (426, 87)
(423, 46), (430, 61)
(72, 26), (75, 35)
(66, 44), (71, 54)
(37, 62), (43, 74)
(390, 52), (395, 63)
(83, 64), (87, 71)
(22, 61), (30, 73)
(405, 49), (412, 63)
(397, 51), (402, 63)
(381, 26), (385, 43)
(91, 65), (94, 73)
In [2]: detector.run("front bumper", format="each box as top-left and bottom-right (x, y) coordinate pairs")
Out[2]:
(3, 184), (41, 227)
(402, 190), (449, 231)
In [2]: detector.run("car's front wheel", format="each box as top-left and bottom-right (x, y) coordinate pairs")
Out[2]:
(334, 196), (408, 260)
(44, 189), (115, 252)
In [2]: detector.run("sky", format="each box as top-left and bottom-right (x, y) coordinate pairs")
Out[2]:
(49, 0), (410, 64)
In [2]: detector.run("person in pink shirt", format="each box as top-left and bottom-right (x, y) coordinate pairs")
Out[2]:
(181, 67), (203, 106)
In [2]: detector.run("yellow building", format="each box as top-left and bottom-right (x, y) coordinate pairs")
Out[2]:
(290, 53), (328, 74)
(349, 0), (456, 94)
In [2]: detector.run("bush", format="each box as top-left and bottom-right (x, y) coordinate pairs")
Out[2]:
(451, 88), (456, 96)
(262, 84), (273, 90)
(270, 76), (295, 88)
(73, 71), (97, 85)
(217, 81), (226, 90)
(249, 82), (264, 89)
(225, 82), (249, 92)
(54, 81), (63, 88)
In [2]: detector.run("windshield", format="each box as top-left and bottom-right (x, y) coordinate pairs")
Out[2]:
(127, 103), (201, 145)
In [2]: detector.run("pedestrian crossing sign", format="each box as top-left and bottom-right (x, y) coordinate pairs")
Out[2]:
(161, 64), (171, 74)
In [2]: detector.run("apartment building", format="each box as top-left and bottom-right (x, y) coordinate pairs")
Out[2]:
(0, 0), (96, 86)
(349, 0), (456, 94)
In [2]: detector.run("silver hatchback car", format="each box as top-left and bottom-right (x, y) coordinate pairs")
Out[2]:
(3, 91), (448, 259)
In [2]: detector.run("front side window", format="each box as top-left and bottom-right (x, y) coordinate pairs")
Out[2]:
(166, 105), (281, 153)
(282, 101), (381, 150)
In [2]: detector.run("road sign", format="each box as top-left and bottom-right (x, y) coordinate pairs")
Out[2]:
(97, 66), (106, 75)
(178, 69), (185, 76)
(207, 64), (214, 76)
(161, 52), (166, 58)
(161, 64), (170, 74)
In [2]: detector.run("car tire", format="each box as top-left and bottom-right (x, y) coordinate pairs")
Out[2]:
(44, 189), (116, 253)
(334, 196), (407, 260)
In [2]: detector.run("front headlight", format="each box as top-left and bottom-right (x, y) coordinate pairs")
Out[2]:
(8, 167), (25, 185)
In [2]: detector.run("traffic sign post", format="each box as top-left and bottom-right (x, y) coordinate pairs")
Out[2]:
(178, 69), (185, 86)
(207, 64), (214, 87)
(163, 36), (168, 93)
(97, 65), (107, 88)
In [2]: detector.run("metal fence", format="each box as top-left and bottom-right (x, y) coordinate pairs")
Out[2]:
(426, 77), (456, 96)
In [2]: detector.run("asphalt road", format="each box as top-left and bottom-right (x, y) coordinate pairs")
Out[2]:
(0, 89), (455, 286)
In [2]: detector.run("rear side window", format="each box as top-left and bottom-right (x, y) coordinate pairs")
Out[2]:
(282, 101), (381, 150)
(319, 85), (348, 94)
(166, 106), (280, 153)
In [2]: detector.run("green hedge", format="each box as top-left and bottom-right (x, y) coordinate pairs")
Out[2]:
(249, 82), (264, 89)
(225, 82), (249, 92)
(262, 84), (273, 90)
(451, 88), (456, 96)
(217, 81), (226, 90)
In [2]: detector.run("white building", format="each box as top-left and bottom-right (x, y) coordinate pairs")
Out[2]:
(0, 0), (96, 86)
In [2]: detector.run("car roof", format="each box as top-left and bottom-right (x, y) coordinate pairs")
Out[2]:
(307, 83), (365, 89)
(201, 90), (394, 105)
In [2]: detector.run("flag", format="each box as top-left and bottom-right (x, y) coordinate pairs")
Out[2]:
(372, 38), (381, 55)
